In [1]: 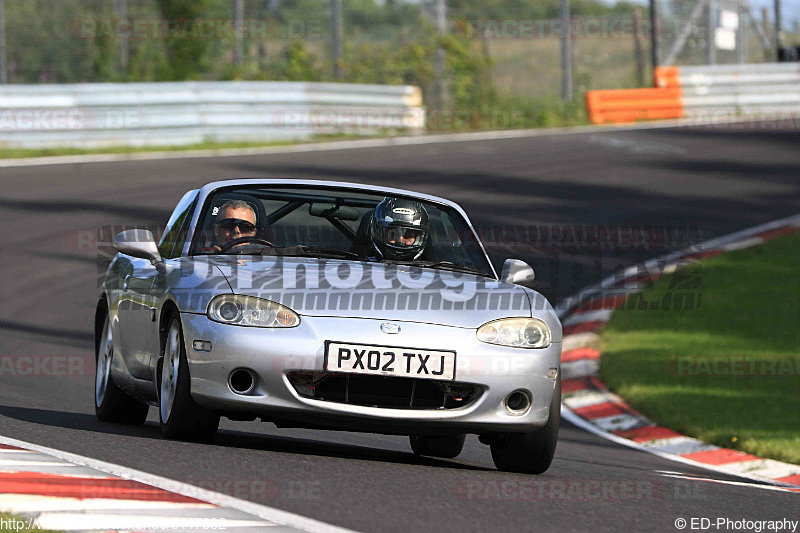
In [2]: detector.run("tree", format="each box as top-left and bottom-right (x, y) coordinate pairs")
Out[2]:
(154, 0), (220, 80)
(278, 41), (320, 81)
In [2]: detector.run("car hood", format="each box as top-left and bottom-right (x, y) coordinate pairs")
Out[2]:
(201, 255), (558, 332)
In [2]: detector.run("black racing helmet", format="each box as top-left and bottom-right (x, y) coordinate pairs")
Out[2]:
(369, 197), (430, 260)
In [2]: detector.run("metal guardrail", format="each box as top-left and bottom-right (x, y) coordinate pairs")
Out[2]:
(0, 82), (425, 148)
(661, 63), (800, 115)
(586, 62), (800, 124)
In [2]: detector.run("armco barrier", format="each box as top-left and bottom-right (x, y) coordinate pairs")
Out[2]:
(0, 81), (424, 148)
(586, 63), (800, 124)
(667, 63), (800, 114)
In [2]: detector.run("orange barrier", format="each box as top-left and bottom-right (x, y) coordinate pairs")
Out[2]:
(654, 66), (681, 88)
(585, 85), (684, 124)
(586, 63), (800, 124)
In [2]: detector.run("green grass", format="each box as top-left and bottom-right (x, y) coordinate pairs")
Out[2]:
(0, 93), (596, 160)
(600, 232), (800, 465)
(0, 512), (59, 532)
(0, 133), (374, 160)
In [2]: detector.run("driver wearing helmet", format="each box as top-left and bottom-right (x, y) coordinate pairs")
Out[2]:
(368, 198), (430, 261)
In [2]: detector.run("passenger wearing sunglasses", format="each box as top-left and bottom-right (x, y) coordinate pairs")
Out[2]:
(207, 200), (258, 253)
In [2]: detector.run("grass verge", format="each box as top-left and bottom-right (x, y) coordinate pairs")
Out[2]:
(0, 98), (591, 161)
(600, 232), (800, 465)
(0, 133), (375, 160)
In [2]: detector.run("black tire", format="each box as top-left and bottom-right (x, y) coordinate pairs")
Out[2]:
(94, 308), (149, 424)
(158, 316), (219, 443)
(490, 376), (560, 474)
(410, 434), (466, 459)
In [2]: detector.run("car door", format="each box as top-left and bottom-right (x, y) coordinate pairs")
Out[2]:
(115, 190), (199, 382)
(146, 191), (199, 379)
(116, 255), (160, 380)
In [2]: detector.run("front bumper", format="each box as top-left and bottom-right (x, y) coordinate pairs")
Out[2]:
(181, 312), (562, 435)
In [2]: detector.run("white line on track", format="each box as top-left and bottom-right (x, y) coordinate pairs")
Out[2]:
(657, 473), (800, 494)
(562, 309), (613, 326)
(560, 359), (600, 380)
(0, 460), (80, 467)
(35, 513), (269, 531)
(0, 114), (787, 168)
(0, 494), (214, 512)
(562, 332), (600, 352)
(561, 391), (614, 410)
(557, 214), (800, 316)
(0, 434), (357, 533)
(557, 214), (800, 490)
(561, 394), (800, 490)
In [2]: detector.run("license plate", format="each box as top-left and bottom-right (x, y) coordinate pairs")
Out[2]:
(325, 342), (456, 381)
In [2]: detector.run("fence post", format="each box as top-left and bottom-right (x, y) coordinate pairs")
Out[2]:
(649, 0), (659, 74)
(234, 0), (244, 66)
(434, 0), (448, 111)
(0, 0), (6, 84)
(332, 0), (343, 80)
(737, 1), (745, 64)
(116, 0), (128, 69)
(706, 0), (717, 65)
(634, 7), (646, 86)
(560, 0), (572, 102)
(773, 0), (782, 60)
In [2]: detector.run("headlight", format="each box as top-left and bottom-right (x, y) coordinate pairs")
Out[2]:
(477, 318), (550, 348)
(207, 295), (299, 328)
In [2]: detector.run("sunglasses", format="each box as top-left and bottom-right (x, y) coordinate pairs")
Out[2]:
(216, 218), (256, 232)
(386, 227), (421, 243)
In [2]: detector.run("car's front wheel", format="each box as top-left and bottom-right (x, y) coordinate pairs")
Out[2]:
(94, 310), (149, 424)
(158, 316), (219, 442)
(490, 376), (560, 474)
(410, 434), (466, 459)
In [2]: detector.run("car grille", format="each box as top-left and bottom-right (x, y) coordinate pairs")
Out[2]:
(287, 372), (481, 409)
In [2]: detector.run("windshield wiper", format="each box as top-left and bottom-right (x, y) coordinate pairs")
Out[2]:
(260, 245), (361, 260)
(383, 260), (492, 278)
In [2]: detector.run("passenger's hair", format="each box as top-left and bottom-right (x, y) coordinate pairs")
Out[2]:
(218, 199), (256, 221)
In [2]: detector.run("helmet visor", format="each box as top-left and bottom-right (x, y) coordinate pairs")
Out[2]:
(381, 226), (425, 248)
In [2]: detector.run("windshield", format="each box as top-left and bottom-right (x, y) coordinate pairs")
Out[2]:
(190, 185), (494, 277)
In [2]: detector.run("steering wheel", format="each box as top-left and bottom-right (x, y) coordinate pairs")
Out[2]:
(218, 237), (276, 253)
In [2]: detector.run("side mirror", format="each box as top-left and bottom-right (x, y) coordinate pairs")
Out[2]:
(501, 258), (535, 286)
(113, 229), (162, 265)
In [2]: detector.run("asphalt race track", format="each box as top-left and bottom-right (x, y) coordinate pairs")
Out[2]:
(1, 123), (799, 532)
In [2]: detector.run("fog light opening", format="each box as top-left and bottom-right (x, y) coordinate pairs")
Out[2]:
(229, 369), (256, 395)
(505, 390), (531, 414)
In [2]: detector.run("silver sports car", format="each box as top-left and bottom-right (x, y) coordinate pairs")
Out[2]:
(95, 179), (562, 473)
